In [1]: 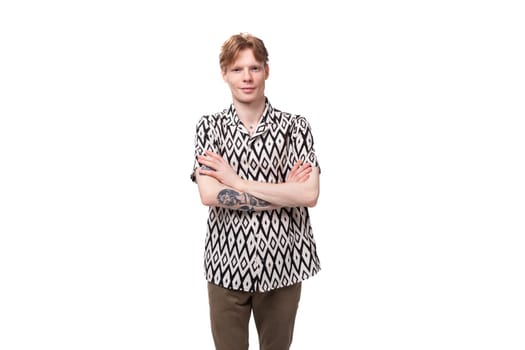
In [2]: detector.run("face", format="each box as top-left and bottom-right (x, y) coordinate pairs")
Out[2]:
(222, 49), (269, 105)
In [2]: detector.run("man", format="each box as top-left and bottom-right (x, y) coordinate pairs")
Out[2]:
(191, 32), (321, 350)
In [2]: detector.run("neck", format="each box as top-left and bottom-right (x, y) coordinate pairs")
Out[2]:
(233, 97), (266, 125)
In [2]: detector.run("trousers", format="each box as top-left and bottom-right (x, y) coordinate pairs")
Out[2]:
(207, 282), (302, 350)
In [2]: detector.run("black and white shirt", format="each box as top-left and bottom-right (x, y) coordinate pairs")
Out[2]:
(192, 99), (321, 292)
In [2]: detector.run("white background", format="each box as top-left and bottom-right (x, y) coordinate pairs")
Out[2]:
(1, 1), (524, 349)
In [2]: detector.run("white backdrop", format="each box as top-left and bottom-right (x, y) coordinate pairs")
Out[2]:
(1, 1), (524, 349)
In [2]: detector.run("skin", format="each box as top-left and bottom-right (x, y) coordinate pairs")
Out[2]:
(196, 155), (317, 211)
(221, 49), (269, 131)
(196, 48), (320, 211)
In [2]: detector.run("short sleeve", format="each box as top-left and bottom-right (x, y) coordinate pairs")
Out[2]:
(190, 115), (219, 182)
(290, 116), (320, 171)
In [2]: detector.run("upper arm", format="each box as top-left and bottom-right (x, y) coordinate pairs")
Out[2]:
(303, 166), (320, 207)
(288, 116), (321, 206)
(191, 116), (224, 206)
(191, 115), (220, 183)
(289, 116), (320, 172)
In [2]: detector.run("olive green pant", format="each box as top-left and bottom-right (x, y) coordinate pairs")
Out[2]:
(207, 282), (302, 350)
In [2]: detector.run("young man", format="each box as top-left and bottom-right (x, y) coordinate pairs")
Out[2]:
(191, 32), (321, 350)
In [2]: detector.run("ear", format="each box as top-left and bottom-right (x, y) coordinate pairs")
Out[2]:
(221, 69), (228, 82)
(264, 64), (270, 80)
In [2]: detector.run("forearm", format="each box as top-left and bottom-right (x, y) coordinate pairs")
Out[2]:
(215, 187), (281, 211)
(237, 168), (320, 208)
(195, 158), (319, 209)
(196, 170), (280, 211)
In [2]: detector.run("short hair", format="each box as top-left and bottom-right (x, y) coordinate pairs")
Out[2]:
(219, 33), (269, 72)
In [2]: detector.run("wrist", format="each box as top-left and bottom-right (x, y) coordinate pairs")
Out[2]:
(235, 178), (248, 193)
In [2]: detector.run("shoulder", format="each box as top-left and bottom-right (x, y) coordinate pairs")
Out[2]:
(278, 110), (312, 131)
(196, 108), (229, 128)
(269, 106), (309, 126)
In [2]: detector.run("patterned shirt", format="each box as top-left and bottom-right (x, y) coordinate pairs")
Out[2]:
(191, 99), (321, 292)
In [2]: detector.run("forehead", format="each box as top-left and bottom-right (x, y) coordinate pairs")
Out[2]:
(230, 49), (263, 66)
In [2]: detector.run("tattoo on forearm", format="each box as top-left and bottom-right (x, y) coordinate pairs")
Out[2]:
(217, 189), (270, 211)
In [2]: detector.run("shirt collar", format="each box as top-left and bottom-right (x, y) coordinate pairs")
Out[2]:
(225, 98), (278, 127)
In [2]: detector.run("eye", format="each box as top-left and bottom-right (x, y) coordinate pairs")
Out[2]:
(231, 67), (241, 73)
(250, 66), (261, 72)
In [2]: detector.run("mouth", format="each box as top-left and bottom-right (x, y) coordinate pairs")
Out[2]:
(240, 87), (255, 93)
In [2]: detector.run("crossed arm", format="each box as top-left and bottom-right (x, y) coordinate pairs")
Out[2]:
(195, 150), (320, 211)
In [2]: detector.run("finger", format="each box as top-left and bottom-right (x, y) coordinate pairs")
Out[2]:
(205, 150), (223, 161)
(204, 150), (218, 156)
(298, 174), (310, 182)
(300, 162), (311, 169)
(197, 155), (211, 165)
(299, 162), (311, 169)
(198, 157), (219, 171)
(205, 151), (231, 168)
(295, 165), (312, 182)
(288, 160), (304, 177)
(198, 166), (215, 176)
(297, 166), (312, 175)
(296, 164), (312, 175)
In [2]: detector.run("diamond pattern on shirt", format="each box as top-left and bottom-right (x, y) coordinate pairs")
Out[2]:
(192, 100), (321, 292)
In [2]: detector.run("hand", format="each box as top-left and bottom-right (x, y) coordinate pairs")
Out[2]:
(197, 150), (243, 189)
(286, 160), (312, 183)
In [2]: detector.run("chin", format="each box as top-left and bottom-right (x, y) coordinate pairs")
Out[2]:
(234, 94), (263, 104)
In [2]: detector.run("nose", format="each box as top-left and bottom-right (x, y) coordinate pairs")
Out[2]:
(242, 68), (252, 82)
